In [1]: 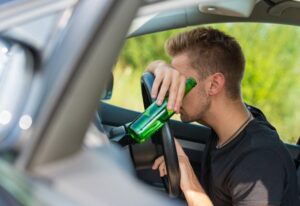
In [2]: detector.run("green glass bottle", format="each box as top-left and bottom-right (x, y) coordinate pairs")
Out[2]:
(126, 77), (197, 143)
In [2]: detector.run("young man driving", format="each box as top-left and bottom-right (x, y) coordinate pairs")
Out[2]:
(149, 27), (299, 206)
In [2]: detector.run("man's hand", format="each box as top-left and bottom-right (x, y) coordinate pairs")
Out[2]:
(152, 139), (213, 206)
(146, 60), (186, 113)
(152, 139), (200, 191)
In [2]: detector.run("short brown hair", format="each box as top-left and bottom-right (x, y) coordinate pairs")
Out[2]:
(165, 27), (245, 99)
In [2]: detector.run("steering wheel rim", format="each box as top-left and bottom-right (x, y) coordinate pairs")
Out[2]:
(140, 72), (181, 197)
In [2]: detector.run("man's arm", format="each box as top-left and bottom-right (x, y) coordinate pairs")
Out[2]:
(152, 140), (213, 206)
(147, 60), (213, 205)
(177, 154), (213, 206)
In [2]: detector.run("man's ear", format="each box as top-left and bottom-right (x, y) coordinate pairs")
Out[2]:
(206, 72), (225, 96)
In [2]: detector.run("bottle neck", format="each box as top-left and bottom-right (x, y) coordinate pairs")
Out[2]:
(184, 77), (197, 96)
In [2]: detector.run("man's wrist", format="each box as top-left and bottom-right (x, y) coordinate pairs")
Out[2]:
(183, 189), (213, 206)
(181, 181), (203, 194)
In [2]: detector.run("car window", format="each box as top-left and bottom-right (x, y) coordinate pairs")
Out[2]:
(108, 23), (300, 144)
(0, 38), (35, 147)
(0, 4), (75, 151)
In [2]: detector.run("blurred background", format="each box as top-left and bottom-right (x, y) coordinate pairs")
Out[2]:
(108, 23), (300, 144)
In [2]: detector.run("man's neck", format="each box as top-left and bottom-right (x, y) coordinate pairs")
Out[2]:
(202, 99), (251, 145)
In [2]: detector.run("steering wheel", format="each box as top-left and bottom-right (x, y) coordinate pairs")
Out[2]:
(138, 72), (181, 197)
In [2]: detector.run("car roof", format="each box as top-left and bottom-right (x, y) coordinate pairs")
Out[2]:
(130, 0), (300, 37)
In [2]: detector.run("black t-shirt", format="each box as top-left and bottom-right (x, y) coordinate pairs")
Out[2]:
(200, 112), (300, 205)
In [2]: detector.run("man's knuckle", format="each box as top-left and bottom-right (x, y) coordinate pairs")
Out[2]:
(172, 70), (179, 78)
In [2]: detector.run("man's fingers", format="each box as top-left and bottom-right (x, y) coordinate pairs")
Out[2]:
(152, 156), (167, 177)
(156, 74), (172, 105)
(174, 76), (186, 113)
(167, 72), (180, 110)
(158, 161), (167, 177)
(152, 156), (164, 170)
(151, 71), (164, 99)
(147, 61), (186, 110)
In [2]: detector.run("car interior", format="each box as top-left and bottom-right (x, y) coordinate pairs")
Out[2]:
(98, 0), (300, 200)
(0, 0), (299, 205)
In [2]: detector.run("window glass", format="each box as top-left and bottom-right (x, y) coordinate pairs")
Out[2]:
(0, 8), (71, 150)
(108, 23), (300, 144)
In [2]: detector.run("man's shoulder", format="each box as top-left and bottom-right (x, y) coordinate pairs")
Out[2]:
(235, 119), (292, 166)
(245, 104), (283, 147)
(245, 118), (282, 149)
(239, 119), (295, 172)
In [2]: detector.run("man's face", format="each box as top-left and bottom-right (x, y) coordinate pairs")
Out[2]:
(171, 53), (211, 124)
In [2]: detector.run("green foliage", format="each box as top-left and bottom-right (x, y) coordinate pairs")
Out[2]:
(110, 23), (300, 143)
(120, 31), (173, 69)
(214, 23), (300, 143)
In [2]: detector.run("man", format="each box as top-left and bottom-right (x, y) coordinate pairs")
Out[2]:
(148, 27), (299, 206)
